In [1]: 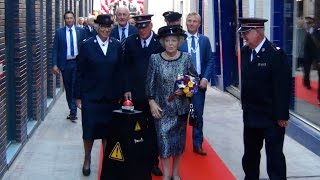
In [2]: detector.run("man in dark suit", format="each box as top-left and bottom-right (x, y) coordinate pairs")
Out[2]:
(238, 17), (290, 180)
(84, 15), (97, 39)
(123, 14), (164, 176)
(52, 11), (86, 121)
(110, 6), (138, 50)
(179, 12), (214, 156)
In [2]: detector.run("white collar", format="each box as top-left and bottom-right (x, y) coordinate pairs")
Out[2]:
(141, 31), (154, 43)
(66, 25), (76, 31)
(254, 37), (266, 53)
(118, 23), (129, 31)
(96, 35), (109, 46)
(186, 31), (198, 38)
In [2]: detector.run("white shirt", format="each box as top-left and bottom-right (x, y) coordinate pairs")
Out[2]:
(118, 23), (129, 40)
(186, 32), (201, 74)
(96, 35), (109, 55)
(140, 31), (154, 48)
(251, 37), (266, 61)
(66, 25), (78, 59)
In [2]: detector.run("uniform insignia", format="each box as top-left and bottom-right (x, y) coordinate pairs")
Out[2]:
(258, 62), (267, 67)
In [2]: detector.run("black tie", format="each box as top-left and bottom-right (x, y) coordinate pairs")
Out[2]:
(143, 40), (147, 48)
(251, 49), (256, 61)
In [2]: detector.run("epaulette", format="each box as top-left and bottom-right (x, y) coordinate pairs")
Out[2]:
(109, 36), (119, 42)
(270, 42), (278, 51)
(83, 36), (94, 43)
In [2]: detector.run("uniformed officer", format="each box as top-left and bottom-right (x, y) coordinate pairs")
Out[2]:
(238, 17), (290, 180)
(75, 14), (123, 176)
(162, 11), (182, 26)
(123, 14), (164, 176)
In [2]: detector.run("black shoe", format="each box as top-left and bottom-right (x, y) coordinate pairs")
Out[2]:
(67, 115), (78, 121)
(151, 165), (163, 176)
(70, 115), (78, 121)
(193, 147), (207, 156)
(82, 167), (90, 176)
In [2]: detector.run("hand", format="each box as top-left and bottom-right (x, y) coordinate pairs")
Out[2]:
(175, 89), (184, 96)
(76, 99), (82, 110)
(277, 120), (288, 127)
(52, 65), (60, 76)
(124, 92), (132, 101)
(199, 79), (208, 89)
(149, 100), (162, 119)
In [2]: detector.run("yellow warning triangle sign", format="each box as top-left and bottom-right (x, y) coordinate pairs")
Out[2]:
(134, 121), (141, 131)
(109, 142), (124, 162)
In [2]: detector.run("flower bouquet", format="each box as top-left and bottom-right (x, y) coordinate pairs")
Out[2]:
(167, 74), (199, 102)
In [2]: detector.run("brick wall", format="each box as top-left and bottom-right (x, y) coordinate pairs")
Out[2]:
(14, 0), (28, 142)
(47, 0), (55, 98)
(242, 0), (264, 18)
(29, 0), (43, 121)
(0, 0), (6, 177)
(40, 0), (47, 119)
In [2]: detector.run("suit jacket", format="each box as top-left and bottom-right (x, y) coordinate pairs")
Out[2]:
(304, 28), (320, 61)
(52, 26), (86, 70)
(75, 37), (123, 101)
(84, 25), (97, 39)
(180, 34), (214, 81)
(109, 24), (138, 40)
(123, 33), (164, 102)
(240, 39), (290, 127)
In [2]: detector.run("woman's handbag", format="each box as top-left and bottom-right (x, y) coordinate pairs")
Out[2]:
(188, 103), (198, 127)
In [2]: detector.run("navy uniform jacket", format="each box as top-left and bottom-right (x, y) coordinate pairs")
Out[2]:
(109, 24), (138, 40)
(240, 39), (290, 127)
(123, 33), (164, 102)
(84, 25), (97, 39)
(52, 26), (86, 70)
(75, 37), (123, 101)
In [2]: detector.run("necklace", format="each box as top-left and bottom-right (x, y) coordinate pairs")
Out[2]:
(163, 51), (179, 60)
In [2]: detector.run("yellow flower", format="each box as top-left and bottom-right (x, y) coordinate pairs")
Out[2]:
(186, 92), (193, 97)
(188, 81), (194, 88)
(183, 87), (190, 94)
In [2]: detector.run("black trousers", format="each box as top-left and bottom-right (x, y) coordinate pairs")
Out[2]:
(242, 126), (287, 180)
(303, 59), (312, 87)
(134, 101), (159, 167)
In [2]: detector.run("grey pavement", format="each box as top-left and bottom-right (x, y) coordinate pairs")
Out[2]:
(3, 88), (320, 180)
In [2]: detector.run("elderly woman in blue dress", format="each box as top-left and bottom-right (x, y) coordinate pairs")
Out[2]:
(146, 25), (198, 180)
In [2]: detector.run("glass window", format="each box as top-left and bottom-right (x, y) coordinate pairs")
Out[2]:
(292, 0), (320, 128)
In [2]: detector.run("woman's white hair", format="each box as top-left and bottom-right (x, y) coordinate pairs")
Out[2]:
(159, 35), (185, 48)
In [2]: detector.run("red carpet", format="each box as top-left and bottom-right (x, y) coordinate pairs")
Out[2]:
(98, 126), (236, 180)
(295, 75), (318, 105)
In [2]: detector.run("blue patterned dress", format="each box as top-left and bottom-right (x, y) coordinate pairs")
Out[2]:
(146, 52), (198, 158)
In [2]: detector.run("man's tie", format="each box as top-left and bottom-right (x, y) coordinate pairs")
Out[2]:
(251, 49), (257, 62)
(191, 36), (197, 68)
(69, 28), (74, 56)
(143, 40), (147, 48)
(120, 28), (126, 50)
